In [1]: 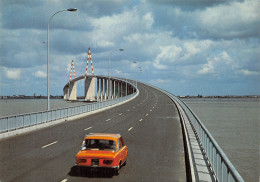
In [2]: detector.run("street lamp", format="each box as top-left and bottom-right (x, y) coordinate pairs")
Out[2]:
(108, 49), (124, 99)
(47, 8), (77, 111)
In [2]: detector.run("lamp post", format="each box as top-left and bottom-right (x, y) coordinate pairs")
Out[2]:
(108, 49), (124, 99)
(47, 8), (77, 111)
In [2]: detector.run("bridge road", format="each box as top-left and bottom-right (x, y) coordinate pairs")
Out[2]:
(0, 83), (186, 182)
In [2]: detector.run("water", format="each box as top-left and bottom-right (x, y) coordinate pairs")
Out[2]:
(0, 99), (87, 117)
(182, 98), (260, 182)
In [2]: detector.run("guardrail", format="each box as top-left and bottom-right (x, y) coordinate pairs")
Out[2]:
(0, 78), (137, 134)
(143, 82), (244, 182)
(171, 95), (244, 182)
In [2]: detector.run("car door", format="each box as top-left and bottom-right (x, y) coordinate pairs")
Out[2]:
(119, 137), (127, 163)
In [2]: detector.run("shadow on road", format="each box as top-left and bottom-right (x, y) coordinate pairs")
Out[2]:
(68, 165), (115, 178)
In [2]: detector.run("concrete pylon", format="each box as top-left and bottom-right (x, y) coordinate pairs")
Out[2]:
(104, 78), (107, 101)
(63, 87), (69, 100)
(68, 82), (77, 100)
(85, 77), (95, 101)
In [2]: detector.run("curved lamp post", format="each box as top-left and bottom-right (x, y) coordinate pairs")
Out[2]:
(47, 8), (77, 111)
(108, 49), (124, 99)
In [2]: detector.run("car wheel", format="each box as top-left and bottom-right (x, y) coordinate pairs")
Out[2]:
(123, 160), (127, 166)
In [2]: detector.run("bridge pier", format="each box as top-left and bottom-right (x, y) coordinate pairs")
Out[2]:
(104, 78), (108, 101)
(84, 77), (95, 101)
(68, 82), (77, 100)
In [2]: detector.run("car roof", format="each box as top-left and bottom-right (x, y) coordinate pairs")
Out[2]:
(84, 133), (121, 140)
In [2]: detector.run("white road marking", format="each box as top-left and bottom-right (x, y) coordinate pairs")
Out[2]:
(84, 127), (92, 131)
(119, 113), (123, 116)
(61, 179), (68, 182)
(146, 114), (149, 116)
(153, 107), (155, 108)
(42, 141), (58, 149)
(139, 119), (143, 122)
(128, 127), (133, 131)
(106, 119), (111, 121)
(150, 110), (153, 112)
(127, 109), (130, 111)
(133, 106), (135, 108)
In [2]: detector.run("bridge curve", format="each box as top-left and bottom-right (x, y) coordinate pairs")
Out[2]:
(63, 75), (137, 102)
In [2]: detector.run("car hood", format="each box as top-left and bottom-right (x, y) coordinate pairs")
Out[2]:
(77, 150), (116, 159)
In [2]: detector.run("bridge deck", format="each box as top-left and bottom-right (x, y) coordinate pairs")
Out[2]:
(0, 83), (186, 181)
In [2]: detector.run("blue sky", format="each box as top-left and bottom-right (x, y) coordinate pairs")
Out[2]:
(0, 0), (259, 96)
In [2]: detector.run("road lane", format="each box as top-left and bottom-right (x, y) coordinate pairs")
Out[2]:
(0, 83), (186, 182)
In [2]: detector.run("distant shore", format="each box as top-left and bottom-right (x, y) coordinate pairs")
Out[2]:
(1, 94), (259, 100)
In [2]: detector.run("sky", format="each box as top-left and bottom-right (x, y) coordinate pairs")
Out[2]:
(0, 0), (259, 96)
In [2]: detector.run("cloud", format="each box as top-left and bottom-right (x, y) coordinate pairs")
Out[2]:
(149, 79), (170, 84)
(4, 68), (21, 80)
(34, 71), (47, 78)
(197, 51), (233, 75)
(238, 69), (259, 76)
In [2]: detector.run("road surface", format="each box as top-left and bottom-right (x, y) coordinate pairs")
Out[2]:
(0, 83), (186, 182)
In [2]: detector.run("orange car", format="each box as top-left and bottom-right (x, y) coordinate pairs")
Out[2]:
(76, 133), (128, 175)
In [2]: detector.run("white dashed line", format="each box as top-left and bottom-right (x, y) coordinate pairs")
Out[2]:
(119, 113), (123, 116)
(153, 107), (155, 109)
(61, 179), (68, 182)
(42, 141), (58, 149)
(84, 127), (92, 131)
(150, 110), (153, 112)
(146, 114), (149, 116)
(127, 109), (130, 111)
(128, 127), (133, 131)
(139, 119), (143, 122)
(106, 119), (111, 121)
(133, 107), (135, 109)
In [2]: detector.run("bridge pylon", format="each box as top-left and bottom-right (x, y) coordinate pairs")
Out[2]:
(64, 60), (77, 101)
(84, 48), (96, 101)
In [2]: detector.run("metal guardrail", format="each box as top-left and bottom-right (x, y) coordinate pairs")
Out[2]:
(166, 93), (244, 182)
(0, 78), (137, 134)
(142, 82), (244, 182)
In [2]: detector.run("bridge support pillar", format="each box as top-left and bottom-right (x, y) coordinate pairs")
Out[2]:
(111, 80), (114, 99)
(108, 79), (111, 100)
(97, 78), (100, 102)
(120, 82), (123, 97)
(84, 77), (95, 101)
(101, 78), (104, 102)
(104, 78), (107, 101)
(68, 82), (77, 101)
(63, 87), (69, 100)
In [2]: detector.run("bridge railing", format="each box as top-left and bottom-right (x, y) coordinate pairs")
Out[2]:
(143, 82), (244, 182)
(0, 79), (138, 134)
(170, 94), (244, 182)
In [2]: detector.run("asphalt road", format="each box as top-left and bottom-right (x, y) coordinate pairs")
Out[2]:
(0, 83), (186, 182)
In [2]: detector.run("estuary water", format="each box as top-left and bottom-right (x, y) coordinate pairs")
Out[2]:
(0, 99), (87, 117)
(182, 98), (259, 182)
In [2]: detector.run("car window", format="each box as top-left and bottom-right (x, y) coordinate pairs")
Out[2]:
(118, 139), (121, 150)
(83, 139), (116, 151)
(120, 137), (124, 147)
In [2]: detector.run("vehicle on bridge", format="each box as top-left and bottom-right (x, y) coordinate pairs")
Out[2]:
(76, 133), (128, 175)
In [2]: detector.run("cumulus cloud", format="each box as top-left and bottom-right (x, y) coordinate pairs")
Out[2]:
(198, 51), (233, 75)
(34, 71), (47, 78)
(4, 68), (21, 80)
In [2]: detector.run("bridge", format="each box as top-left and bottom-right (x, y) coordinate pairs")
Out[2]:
(0, 49), (244, 181)
(0, 77), (244, 182)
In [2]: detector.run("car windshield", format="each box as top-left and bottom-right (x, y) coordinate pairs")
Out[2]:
(82, 139), (116, 151)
